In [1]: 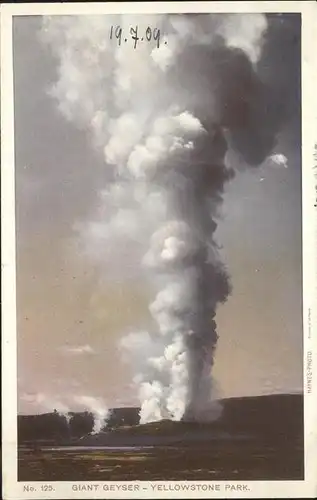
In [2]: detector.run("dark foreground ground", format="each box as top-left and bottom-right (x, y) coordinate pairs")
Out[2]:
(18, 393), (304, 481)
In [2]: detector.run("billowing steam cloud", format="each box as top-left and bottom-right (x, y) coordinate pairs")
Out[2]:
(73, 395), (109, 434)
(21, 391), (109, 433)
(41, 13), (283, 424)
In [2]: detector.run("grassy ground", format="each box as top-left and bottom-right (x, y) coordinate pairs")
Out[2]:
(18, 436), (304, 481)
(18, 395), (304, 481)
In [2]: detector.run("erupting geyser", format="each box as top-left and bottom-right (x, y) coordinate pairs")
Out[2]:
(132, 121), (233, 424)
(42, 13), (282, 425)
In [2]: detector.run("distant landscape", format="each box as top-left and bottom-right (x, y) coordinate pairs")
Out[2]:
(18, 393), (304, 481)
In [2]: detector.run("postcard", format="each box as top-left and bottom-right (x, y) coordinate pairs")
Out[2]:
(1, 2), (317, 498)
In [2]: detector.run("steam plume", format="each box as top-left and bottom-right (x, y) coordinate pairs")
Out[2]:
(21, 391), (109, 432)
(73, 395), (109, 434)
(41, 13), (282, 423)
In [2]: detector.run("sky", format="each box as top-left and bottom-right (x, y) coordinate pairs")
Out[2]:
(13, 14), (303, 415)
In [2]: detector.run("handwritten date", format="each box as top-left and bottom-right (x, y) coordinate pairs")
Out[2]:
(109, 25), (166, 49)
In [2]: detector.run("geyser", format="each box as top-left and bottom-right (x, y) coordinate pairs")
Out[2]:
(41, 13), (282, 425)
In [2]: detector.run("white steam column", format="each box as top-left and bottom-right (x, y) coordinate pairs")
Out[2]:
(41, 13), (280, 425)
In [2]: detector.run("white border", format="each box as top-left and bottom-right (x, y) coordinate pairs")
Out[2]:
(1, 2), (317, 499)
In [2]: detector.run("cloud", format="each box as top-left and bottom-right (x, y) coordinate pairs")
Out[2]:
(20, 392), (70, 414)
(268, 153), (288, 168)
(59, 344), (96, 356)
